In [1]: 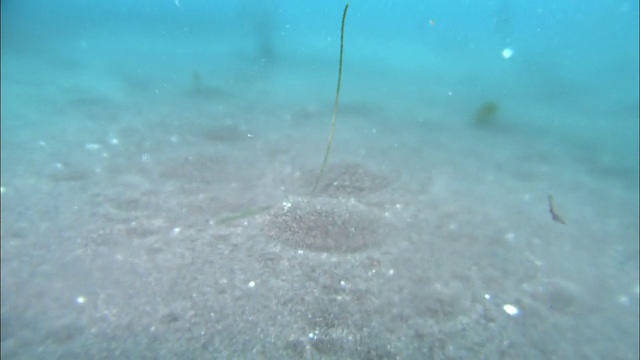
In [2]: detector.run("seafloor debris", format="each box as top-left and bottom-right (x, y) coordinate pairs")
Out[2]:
(547, 194), (566, 225)
(473, 100), (499, 126)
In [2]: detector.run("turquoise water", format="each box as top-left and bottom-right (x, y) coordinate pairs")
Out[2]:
(2, 1), (638, 358)
(3, 1), (638, 170)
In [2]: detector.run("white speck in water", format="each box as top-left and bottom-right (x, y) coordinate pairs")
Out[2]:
(505, 232), (516, 241)
(533, 259), (544, 267)
(85, 143), (102, 151)
(109, 138), (119, 145)
(484, 294), (491, 300)
(172, 227), (181, 235)
(170, 135), (179, 143)
(76, 296), (86, 304)
(503, 304), (519, 316)
(388, 269), (395, 276)
(501, 48), (514, 59)
(248, 281), (256, 288)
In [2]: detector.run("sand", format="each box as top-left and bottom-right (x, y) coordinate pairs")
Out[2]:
(1, 26), (638, 360)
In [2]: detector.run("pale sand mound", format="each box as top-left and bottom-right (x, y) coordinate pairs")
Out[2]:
(265, 196), (388, 253)
(310, 162), (391, 197)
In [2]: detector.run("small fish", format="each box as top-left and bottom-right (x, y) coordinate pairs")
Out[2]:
(548, 194), (566, 225)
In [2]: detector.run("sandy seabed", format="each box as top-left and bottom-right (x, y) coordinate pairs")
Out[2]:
(1, 56), (639, 359)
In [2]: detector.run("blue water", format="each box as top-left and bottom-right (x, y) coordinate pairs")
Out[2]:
(4, 1), (638, 158)
(2, 1), (638, 358)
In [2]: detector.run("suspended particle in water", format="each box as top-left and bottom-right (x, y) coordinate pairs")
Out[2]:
(503, 304), (519, 316)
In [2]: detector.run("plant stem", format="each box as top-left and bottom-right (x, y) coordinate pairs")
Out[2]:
(313, 3), (349, 192)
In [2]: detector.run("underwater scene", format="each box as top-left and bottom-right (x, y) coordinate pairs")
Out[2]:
(1, 0), (638, 358)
